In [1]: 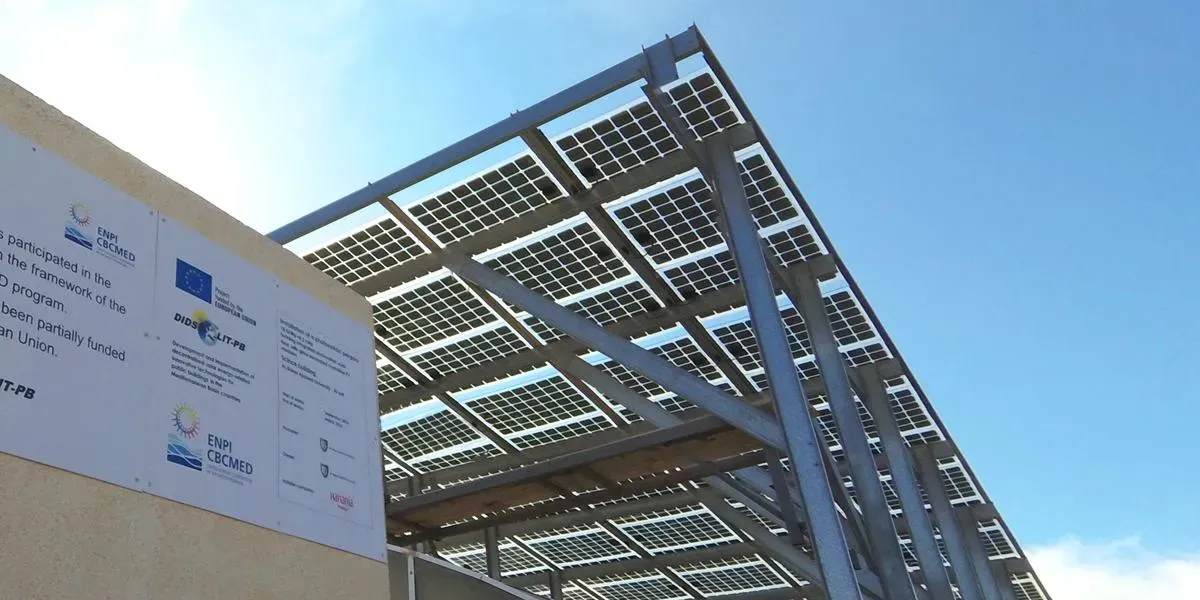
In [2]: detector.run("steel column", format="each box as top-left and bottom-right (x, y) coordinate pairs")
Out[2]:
(784, 261), (915, 600)
(858, 365), (954, 600)
(912, 447), (983, 600)
(766, 450), (807, 548)
(484, 526), (501, 579)
(701, 132), (860, 600)
(988, 562), (1018, 600)
(955, 508), (1004, 600)
(550, 570), (564, 600)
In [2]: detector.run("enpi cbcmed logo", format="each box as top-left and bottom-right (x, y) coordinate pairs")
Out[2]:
(165, 404), (254, 479)
(62, 202), (137, 267)
(166, 404), (203, 471)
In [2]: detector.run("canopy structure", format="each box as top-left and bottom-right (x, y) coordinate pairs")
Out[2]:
(272, 26), (1051, 600)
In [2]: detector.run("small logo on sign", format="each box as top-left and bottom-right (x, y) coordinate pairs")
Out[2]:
(320, 438), (328, 452)
(320, 463), (329, 478)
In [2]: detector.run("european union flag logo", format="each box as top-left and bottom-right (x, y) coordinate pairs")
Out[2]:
(175, 259), (212, 303)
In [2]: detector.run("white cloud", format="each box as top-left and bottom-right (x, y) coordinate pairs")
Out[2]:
(1028, 537), (1200, 599)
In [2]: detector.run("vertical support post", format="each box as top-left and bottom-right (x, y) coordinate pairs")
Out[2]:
(859, 365), (955, 600)
(765, 450), (807, 548)
(913, 447), (983, 600)
(702, 132), (861, 600)
(955, 508), (1004, 600)
(485, 526), (501, 580)
(785, 261), (916, 600)
(988, 562), (1018, 600)
(550, 570), (565, 600)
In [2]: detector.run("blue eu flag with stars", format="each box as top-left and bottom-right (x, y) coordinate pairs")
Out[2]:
(175, 259), (212, 303)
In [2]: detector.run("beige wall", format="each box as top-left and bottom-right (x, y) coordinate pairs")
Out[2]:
(0, 75), (389, 599)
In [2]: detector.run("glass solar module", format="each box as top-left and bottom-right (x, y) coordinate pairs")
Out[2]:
(674, 557), (790, 596)
(764, 222), (826, 266)
(937, 458), (983, 504)
(522, 279), (661, 343)
(978, 519), (1020, 559)
(404, 153), (564, 246)
(614, 507), (740, 554)
(373, 274), (497, 352)
(607, 152), (799, 272)
(461, 373), (607, 436)
(1012, 574), (1048, 600)
(665, 71), (744, 141)
(662, 249), (740, 299)
(380, 404), (487, 460)
(301, 215), (426, 286)
(585, 575), (692, 600)
(376, 361), (416, 396)
(557, 100), (680, 184)
(523, 528), (639, 568)
(483, 219), (632, 302)
(408, 325), (530, 378)
(442, 542), (550, 577)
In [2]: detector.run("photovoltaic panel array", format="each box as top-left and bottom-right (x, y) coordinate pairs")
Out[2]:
(294, 53), (1049, 600)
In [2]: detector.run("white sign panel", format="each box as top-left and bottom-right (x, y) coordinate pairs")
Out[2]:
(147, 218), (280, 525)
(147, 218), (385, 560)
(274, 282), (384, 555)
(0, 124), (386, 562)
(0, 126), (157, 489)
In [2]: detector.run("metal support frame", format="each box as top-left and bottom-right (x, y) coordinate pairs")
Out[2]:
(858, 365), (954, 600)
(698, 131), (860, 599)
(955, 508), (1005, 600)
(268, 29), (703, 244)
(782, 261), (915, 600)
(913, 447), (984, 600)
(485, 526), (501, 579)
(265, 24), (1047, 600)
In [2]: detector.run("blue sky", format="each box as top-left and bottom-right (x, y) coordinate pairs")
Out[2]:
(2, 1), (1197, 595)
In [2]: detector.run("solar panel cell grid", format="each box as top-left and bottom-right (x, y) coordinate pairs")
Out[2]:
(410, 444), (504, 473)
(408, 326), (529, 378)
(616, 509), (739, 554)
(666, 71), (743, 141)
(676, 560), (789, 596)
(405, 154), (563, 246)
(465, 375), (600, 435)
(765, 222), (825, 266)
(662, 249), (740, 299)
(373, 276), (496, 351)
(524, 529), (638, 567)
(302, 217), (425, 286)
(485, 221), (631, 302)
(376, 362), (415, 395)
(556, 101), (679, 184)
(824, 291), (877, 346)
(381, 406), (483, 460)
(612, 177), (720, 265)
(979, 519), (1020, 558)
(588, 576), (692, 600)
(510, 414), (614, 450)
(523, 280), (659, 343)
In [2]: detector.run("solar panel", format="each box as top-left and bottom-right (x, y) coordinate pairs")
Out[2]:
(612, 506), (740, 554)
(584, 574), (692, 600)
(674, 557), (790, 596)
(286, 33), (1047, 600)
(522, 527), (638, 568)
(373, 273), (497, 352)
(405, 154), (564, 246)
(302, 215), (426, 285)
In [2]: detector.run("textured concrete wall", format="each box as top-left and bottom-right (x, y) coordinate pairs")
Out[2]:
(0, 74), (388, 600)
